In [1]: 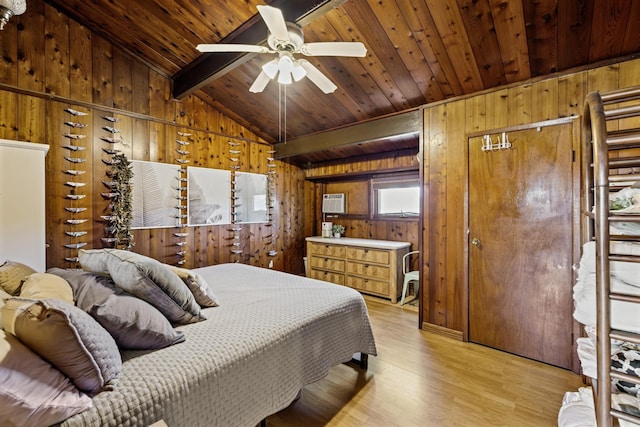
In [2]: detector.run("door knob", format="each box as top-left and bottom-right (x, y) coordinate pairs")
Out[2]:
(471, 238), (481, 246)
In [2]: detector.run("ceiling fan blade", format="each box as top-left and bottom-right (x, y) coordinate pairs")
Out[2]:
(249, 70), (272, 93)
(196, 44), (271, 54)
(300, 42), (367, 57)
(298, 60), (337, 94)
(256, 5), (290, 43)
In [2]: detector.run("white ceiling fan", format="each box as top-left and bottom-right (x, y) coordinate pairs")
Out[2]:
(196, 5), (367, 94)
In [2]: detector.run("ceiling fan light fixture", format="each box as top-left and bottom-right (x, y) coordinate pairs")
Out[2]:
(200, 5), (362, 94)
(291, 63), (307, 82)
(277, 70), (292, 85)
(262, 59), (279, 79)
(0, 0), (26, 30)
(276, 55), (294, 84)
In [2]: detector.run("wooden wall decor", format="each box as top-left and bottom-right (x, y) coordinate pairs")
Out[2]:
(174, 130), (191, 266)
(99, 114), (123, 248)
(266, 147), (277, 258)
(229, 139), (242, 262)
(61, 107), (90, 266)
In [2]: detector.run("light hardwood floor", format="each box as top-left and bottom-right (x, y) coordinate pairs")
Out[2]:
(267, 297), (583, 426)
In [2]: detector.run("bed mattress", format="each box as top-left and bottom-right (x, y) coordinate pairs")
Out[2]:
(60, 263), (377, 427)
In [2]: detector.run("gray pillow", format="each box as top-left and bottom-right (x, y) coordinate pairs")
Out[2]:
(2, 298), (122, 396)
(48, 268), (186, 350)
(78, 249), (109, 273)
(0, 330), (92, 426)
(80, 249), (204, 324)
(166, 265), (220, 307)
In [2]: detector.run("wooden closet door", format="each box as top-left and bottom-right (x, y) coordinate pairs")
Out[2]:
(468, 124), (574, 369)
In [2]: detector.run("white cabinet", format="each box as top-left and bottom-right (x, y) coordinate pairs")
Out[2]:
(0, 140), (49, 272)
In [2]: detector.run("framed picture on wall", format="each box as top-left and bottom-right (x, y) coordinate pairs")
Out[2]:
(130, 160), (181, 229)
(235, 172), (268, 224)
(187, 166), (231, 226)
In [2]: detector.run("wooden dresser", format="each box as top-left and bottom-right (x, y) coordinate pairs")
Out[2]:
(305, 236), (411, 303)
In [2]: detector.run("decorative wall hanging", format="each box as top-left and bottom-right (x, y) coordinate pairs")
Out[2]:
(174, 131), (191, 266)
(235, 172), (268, 224)
(99, 114), (124, 248)
(62, 106), (89, 266)
(105, 153), (134, 250)
(187, 166), (231, 226)
(227, 141), (242, 261)
(266, 149), (277, 257)
(130, 160), (182, 229)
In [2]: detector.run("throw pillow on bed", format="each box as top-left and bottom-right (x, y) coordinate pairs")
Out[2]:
(48, 268), (186, 350)
(165, 264), (220, 307)
(79, 249), (205, 324)
(1, 298), (122, 396)
(0, 260), (37, 295)
(0, 288), (9, 330)
(19, 272), (74, 304)
(0, 330), (92, 427)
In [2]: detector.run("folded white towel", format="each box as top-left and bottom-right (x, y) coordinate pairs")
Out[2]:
(573, 272), (640, 334)
(577, 337), (597, 379)
(580, 241), (640, 288)
(558, 387), (596, 427)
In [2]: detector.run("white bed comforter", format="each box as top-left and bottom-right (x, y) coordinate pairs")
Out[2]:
(60, 263), (377, 427)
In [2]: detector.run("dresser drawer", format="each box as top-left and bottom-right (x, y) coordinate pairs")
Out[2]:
(309, 256), (345, 273)
(309, 269), (345, 285)
(347, 262), (390, 280)
(309, 243), (346, 258)
(347, 275), (389, 296)
(346, 247), (390, 264)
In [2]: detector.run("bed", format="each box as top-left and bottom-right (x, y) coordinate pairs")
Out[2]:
(1, 260), (377, 427)
(558, 87), (640, 427)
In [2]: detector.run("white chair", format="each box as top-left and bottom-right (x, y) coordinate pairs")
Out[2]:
(400, 250), (420, 305)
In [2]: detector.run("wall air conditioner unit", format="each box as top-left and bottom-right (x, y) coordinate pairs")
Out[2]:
(322, 193), (346, 214)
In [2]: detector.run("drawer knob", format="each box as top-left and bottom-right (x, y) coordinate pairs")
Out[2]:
(364, 264), (369, 268)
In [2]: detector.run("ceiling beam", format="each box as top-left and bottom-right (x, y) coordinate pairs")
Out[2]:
(172, 0), (346, 99)
(273, 109), (422, 159)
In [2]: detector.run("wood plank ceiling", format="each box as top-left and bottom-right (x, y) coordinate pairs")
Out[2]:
(45, 0), (640, 165)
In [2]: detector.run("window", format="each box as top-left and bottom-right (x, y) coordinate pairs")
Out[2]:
(372, 174), (420, 218)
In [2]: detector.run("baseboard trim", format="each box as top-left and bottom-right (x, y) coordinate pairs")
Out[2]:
(421, 322), (464, 341)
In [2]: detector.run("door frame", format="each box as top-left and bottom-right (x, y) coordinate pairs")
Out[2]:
(464, 116), (582, 372)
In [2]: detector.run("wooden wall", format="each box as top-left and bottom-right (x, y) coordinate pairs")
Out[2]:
(422, 58), (640, 333)
(0, 2), (307, 274)
(303, 149), (421, 252)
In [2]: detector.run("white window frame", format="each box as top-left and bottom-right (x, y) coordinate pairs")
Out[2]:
(371, 173), (420, 219)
